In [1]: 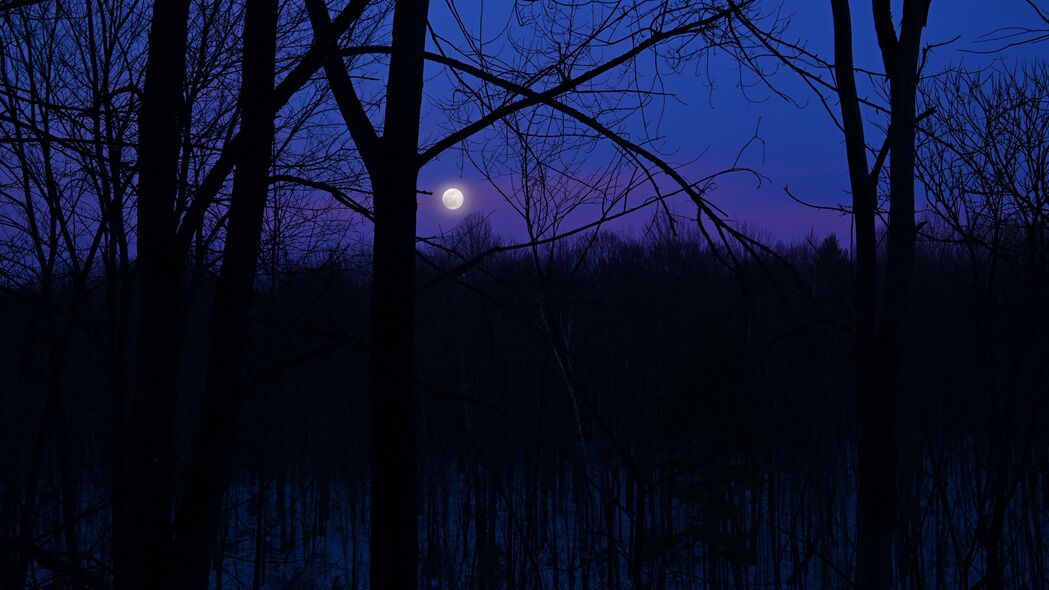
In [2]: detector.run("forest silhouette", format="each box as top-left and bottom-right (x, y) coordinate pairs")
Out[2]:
(0, 0), (1047, 589)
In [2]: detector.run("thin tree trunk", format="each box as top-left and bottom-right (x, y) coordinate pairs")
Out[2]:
(831, 2), (930, 588)
(252, 456), (267, 590)
(170, 0), (279, 587)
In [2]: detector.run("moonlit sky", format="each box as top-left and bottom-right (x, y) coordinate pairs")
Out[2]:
(412, 0), (1045, 244)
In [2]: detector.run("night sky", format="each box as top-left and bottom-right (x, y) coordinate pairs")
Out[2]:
(415, 0), (1045, 243)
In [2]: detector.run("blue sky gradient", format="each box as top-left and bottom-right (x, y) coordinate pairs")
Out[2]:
(413, 0), (1045, 245)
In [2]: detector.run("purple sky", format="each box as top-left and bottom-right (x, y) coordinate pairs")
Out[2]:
(412, 0), (1045, 245)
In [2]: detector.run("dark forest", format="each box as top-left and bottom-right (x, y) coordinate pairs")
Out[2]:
(1, 0), (1048, 589)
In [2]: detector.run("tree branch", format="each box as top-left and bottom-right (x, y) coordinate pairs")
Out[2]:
(174, 0), (369, 254)
(872, 0), (899, 71)
(416, 5), (739, 166)
(305, 0), (382, 175)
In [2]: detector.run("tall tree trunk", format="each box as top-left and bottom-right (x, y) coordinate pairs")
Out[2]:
(830, 1), (929, 588)
(830, 1), (887, 584)
(122, 0), (190, 586)
(867, 3), (928, 589)
(171, 0), (279, 586)
(369, 1), (430, 587)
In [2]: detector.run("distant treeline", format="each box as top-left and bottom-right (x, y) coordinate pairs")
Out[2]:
(2, 216), (1046, 588)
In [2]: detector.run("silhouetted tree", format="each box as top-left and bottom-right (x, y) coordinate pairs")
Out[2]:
(830, 2), (931, 588)
(169, 0), (280, 587)
(124, 0), (191, 586)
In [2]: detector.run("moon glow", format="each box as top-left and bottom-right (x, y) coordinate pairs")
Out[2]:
(442, 187), (464, 210)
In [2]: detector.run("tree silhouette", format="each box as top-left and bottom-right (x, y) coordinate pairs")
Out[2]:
(1, 1), (1049, 589)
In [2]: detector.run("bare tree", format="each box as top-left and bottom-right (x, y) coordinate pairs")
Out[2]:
(0, 0), (43, 13)
(169, 0), (280, 587)
(305, 1), (761, 586)
(828, 2), (932, 588)
(919, 63), (1049, 590)
(124, 0), (191, 586)
(119, 1), (376, 586)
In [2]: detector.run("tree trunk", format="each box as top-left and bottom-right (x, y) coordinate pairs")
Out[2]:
(828, 10), (880, 579)
(122, 0), (190, 586)
(369, 1), (430, 588)
(830, 2), (929, 588)
(171, 0), (279, 586)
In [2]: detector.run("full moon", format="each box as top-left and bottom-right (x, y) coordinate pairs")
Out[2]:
(442, 187), (464, 210)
